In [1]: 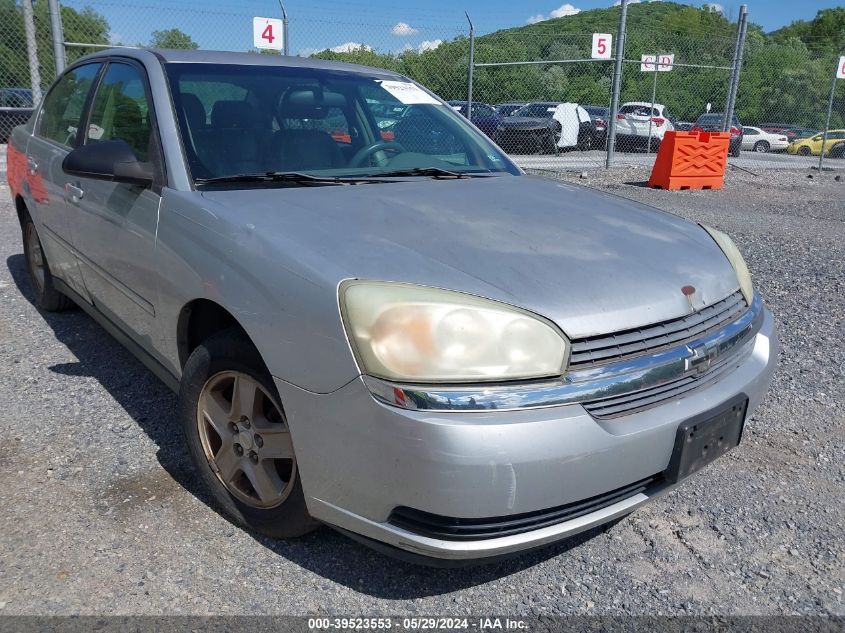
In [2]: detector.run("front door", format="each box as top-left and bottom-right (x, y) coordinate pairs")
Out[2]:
(66, 60), (164, 348)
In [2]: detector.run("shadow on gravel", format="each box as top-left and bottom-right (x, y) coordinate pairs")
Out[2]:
(7, 252), (611, 598)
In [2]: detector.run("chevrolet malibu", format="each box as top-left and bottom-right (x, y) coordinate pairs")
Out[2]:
(7, 49), (777, 564)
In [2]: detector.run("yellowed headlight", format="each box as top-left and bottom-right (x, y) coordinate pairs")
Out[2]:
(340, 281), (568, 383)
(701, 225), (754, 304)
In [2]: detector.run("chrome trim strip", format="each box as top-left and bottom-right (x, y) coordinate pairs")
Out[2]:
(364, 294), (764, 412)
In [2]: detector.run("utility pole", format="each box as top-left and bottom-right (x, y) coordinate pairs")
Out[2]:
(605, 0), (629, 168)
(723, 4), (748, 132)
(279, 1), (289, 56)
(22, 0), (43, 104)
(466, 12), (475, 120)
(47, 0), (66, 75)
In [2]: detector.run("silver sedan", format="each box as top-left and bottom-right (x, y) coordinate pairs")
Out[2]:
(7, 48), (777, 564)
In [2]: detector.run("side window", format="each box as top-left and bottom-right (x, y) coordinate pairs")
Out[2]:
(745, 128), (758, 136)
(38, 64), (101, 147)
(86, 63), (153, 161)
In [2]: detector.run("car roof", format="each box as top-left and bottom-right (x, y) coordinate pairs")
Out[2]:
(72, 47), (405, 79)
(622, 101), (665, 108)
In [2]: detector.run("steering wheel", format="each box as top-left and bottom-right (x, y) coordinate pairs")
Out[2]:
(349, 141), (406, 168)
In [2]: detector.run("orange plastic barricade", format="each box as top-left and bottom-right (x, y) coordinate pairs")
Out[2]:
(648, 131), (730, 190)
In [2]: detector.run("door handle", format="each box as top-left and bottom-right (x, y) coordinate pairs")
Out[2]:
(65, 182), (84, 202)
(27, 156), (38, 173)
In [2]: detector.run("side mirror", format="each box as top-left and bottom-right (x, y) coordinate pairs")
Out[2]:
(63, 139), (154, 187)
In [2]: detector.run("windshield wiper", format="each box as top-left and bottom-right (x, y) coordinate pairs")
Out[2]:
(366, 167), (492, 180)
(196, 171), (384, 186)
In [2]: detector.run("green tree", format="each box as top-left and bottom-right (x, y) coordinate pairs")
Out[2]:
(149, 28), (199, 50)
(0, 0), (110, 88)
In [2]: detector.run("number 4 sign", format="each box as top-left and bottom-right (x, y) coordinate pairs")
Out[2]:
(253, 17), (284, 50)
(837, 56), (845, 80)
(592, 33), (612, 60)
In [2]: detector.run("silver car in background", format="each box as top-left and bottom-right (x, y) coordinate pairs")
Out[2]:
(7, 49), (777, 565)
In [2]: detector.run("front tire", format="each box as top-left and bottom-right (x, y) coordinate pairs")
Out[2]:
(753, 141), (769, 153)
(178, 328), (319, 538)
(21, 213), (74, 312)
(798, 146), (811, 156)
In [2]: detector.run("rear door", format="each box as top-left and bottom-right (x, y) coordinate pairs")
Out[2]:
(24, 62), (103, 300)
(67, 60), (165, 346)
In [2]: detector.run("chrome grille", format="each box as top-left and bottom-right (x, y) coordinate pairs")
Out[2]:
(582, 338), (754, 419)
(569, 290), (747, 368)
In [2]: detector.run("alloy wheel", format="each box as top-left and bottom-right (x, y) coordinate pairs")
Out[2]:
(197, 371), (296, 509)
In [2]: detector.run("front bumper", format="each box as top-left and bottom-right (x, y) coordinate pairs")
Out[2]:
(274, 307), (777, 562)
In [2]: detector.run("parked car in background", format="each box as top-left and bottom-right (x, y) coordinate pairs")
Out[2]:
(692, 113), (743, 157)
(758, 122), (793, 133)
(781, 127), (819, 143)
(740, 126), (788, 153)
(494, 102), (527, 118)
(447, 100), (501, 139)
(614, 102), (675, 152)
(787, 130), (845, 156)
(828, 139), (845, 159)
(674, 121), (695, 131)
(8, 48), (776, 565)
(495, 102), (592, 154)
(583, 105), (609, 148)
(0, 87), (35, 143)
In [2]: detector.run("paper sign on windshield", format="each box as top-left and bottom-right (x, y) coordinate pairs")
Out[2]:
(378, 80), (441, 105)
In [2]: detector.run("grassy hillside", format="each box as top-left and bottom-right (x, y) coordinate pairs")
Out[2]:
(315, 2), (844, 128)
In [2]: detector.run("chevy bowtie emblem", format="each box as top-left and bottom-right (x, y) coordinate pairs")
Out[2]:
(681, 285), (697, 313)
(685, 342), (718, 376)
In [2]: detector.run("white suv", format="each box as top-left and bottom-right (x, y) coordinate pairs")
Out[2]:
(615, 101), (675, 151)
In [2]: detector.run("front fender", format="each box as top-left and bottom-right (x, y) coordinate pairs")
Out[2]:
(154, 188), (359, 393)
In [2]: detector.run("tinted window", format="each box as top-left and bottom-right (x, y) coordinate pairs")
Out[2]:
(513, 104), (557, 118)
(38, 64), (101, 147)
(620, 105), (658, 117)
(86, 63), (153, 161)
(744, 128), (758, 135)
(1, 89), (34, 108)
(471, 104), (495, 117)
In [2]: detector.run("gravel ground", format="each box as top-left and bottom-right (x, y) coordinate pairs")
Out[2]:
(0, 168), (843, 616)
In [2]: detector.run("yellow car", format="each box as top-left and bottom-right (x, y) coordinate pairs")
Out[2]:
(787, 129), (845, 156)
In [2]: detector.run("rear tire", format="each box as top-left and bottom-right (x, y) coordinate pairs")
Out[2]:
(753, 141), (769, 153)
(178, 328), (319, 539)
(21, 213), (74, 312)
(730, 145), (741, 157)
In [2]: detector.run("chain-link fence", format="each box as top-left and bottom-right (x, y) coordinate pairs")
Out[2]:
(2, 0), (844, 171)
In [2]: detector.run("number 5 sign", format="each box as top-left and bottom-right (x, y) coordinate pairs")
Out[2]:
(253, 17), (284, 50)
(837, 56), (845, 80)
(592, 33), (612, 59)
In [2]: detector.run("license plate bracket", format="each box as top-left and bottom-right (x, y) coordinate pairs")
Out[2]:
(665, 394), (748, 484)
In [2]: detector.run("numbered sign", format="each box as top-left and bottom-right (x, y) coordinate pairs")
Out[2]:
(641, 54), (674, 72)
(253, 17), (284, 50)
(837, 56), (845, 80)
(592, 33), (612, 60)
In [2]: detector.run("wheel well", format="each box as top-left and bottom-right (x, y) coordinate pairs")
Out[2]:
(177, 299), (248, 368)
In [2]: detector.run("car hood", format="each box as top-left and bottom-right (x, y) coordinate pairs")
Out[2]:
(199, 176), (740, 338)
(498, 117), (554, 130)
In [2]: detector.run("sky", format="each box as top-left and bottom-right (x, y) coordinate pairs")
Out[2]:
(69, 0), (842, 57)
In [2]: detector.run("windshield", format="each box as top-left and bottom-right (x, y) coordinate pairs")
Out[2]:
(512, 103), (558, 118)
(164, 63), (520, 183)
